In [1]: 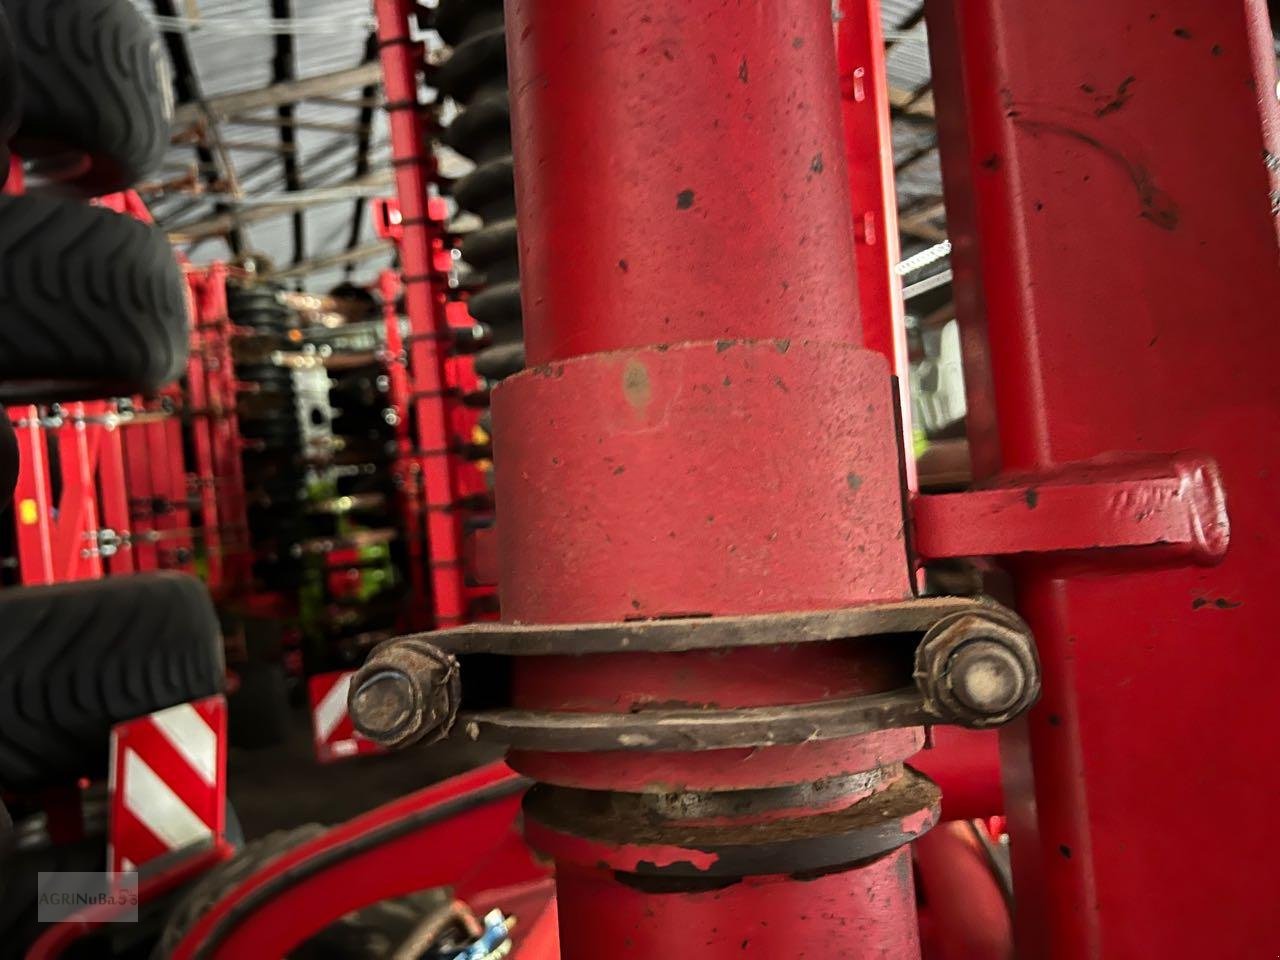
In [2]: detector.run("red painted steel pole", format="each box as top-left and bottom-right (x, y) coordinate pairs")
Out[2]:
(97, 410), (134, 576)
(926, 0), (1280, 955)
(497, 1), (928, 955)
(378, 269), (431, 629)
(374, 0), (468, 628)
(836, 0), (917, 493)
(200, 265), (251, 591)
(512, 1), (862, 360)
(10, 405), (55, 584)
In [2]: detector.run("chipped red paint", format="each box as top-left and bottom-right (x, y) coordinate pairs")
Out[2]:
(554, 851), (920, 959)
(523, 822), (722, 875)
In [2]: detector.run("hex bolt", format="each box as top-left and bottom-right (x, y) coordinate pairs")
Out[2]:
(946, 640), (1028, 715)
(349, 670), (417, 742)
(914, 611), (1041, 727)
(348, 638), (462, 749)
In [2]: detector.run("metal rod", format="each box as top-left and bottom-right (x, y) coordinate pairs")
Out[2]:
(373, 0), (467, 628)
(262, 240), (392, 280)
(495, 0), (927, 954)
(174, 63), (384, 126)
(269, 0), (306, 268)
(167, 169), (392, 242)
(836, 0), (916, 492)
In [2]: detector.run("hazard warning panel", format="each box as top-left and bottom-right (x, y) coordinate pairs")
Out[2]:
(308, 670), (389, 764)
(107, 695), (227, 874)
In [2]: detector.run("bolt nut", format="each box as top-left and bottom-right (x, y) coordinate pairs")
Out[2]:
(914, 610), (1040, 728)
(947, 641), (1027, 714)
(349, 670), (417, 741)
(348, 637), (461, 749)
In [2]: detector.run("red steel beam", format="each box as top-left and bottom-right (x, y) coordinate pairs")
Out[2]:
(198, 265), (252, 592)
(97, 415), (134, 576)
(10, 405), (55, 584)
(497, 1), (927, 955)
(836, 0), (917, 491)
(374, 0), (468, 628)
(925, 0), (1280, 955)
(184, 273), (223, 589)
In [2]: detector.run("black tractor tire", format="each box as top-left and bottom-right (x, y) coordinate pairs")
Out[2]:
(0, 194), (187, 403)
(0, 8), (19, 190)
(0, 833), (102, 958)
(155, 824), (327, 958)
(1, 0), (172, 194)
(0, 573), (225, 789)
(227, 285), (284, 316)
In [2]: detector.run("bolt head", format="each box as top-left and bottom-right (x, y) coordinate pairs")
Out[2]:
(350, 670), (417, 740)
(347, 638), (461, 749)
(946, 641), (1027, 714)
(914, 610), (1040, 727)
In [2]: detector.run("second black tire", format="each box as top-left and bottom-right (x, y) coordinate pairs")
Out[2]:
(1, 0), (172, 194)
(0, 572), (225, 789)
(0, 193), (188, 403)
(0, 7), (19, 190)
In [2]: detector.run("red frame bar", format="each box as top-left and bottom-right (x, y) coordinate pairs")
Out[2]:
(925, 0), (1280, 955)
(373, 2), (469, 628)
(195, 264), (252, 593)
(836, 0), (917, 491)
(377, 269), (430, 627)
(9, 405), (57, 584)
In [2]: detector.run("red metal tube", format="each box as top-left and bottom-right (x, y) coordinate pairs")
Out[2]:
(914, 822), (1013, 960)
(926, 0), (1280, 955)
(509, 0), (862, 362)
(835, 0), (917, 492)
(374, 0), (467, 627)
(497, 1), (926, 955)
(555, 851), (919, 957)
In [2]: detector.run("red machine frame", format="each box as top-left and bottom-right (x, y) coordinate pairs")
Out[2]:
(370, 248), (497, 631)
(0, 175), (246, 918)
(1, 182), (250, 591)
(32, 0), (1280, 956)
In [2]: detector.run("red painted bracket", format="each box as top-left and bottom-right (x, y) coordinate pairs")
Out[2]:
(912, 452), (1229, 565)
(370, 196), (403, 241)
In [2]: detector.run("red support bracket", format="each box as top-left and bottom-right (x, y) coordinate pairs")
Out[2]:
(912, 453), (1229, 565)
(370, 196), (404, 242)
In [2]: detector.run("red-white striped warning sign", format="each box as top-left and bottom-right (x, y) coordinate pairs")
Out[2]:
(107, 695), (227, 874)
(308, 670), (388, 764)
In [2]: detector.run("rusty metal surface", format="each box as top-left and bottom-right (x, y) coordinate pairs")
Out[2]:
(913, 611), (1040, 728)
(402, 595), (993, 656)
(913, 452), (1229, 564)
(554, 848), (921, 958)
(348, 636), (461, 748)
(523, 769), (940, 878)
(453, 609), (1038, 751)
(507, 730), (926, 793)
(458, 687), (929, 752)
